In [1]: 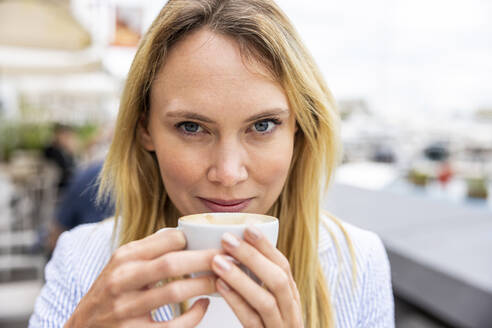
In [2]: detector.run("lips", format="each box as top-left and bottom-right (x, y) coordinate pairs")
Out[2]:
(199, 197), (253, 212)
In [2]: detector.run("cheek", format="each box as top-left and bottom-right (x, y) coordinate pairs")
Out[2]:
(251, 137), (294, 189)
(154, 144), (204, 193)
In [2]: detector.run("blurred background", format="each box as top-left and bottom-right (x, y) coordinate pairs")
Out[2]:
(0, 0), (490, 327)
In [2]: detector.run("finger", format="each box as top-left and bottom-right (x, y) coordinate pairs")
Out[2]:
(111, 249), (223, 294)
(153, 298), (210, 328)
(111, 230), (186, 264)
(222, 233), (300, 323)
(216, 278), (264, 328)
(244, 226), (291, 276)
(113, 276), (216, 319)
(212, 255), (283, 327)
(244, 226), (301, 305)
(114, 312), (160, 327)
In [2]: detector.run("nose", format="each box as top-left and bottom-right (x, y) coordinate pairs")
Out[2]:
(207, 139), (248, 187)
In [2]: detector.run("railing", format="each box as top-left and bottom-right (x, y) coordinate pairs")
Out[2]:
(324, 182), (492, 328)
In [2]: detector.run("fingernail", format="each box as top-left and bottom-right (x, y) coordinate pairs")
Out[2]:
(214, 255), (231, 272)
(222, 232), (240, 248)
(224, 255), (239, 265)
(246, 225), (261, 241)
(196, 298), (210, 308)
(217, 279), (230, 291)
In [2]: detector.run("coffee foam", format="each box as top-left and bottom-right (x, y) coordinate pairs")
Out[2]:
(180, 213), (271, 225)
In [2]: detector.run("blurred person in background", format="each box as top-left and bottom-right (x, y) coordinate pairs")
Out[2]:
(30, 1), (394, 327)
(47, 160), (115, 253)
(43, 123), (77, 194)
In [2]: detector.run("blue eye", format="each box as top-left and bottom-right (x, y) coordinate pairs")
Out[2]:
(254, 121), (270, 132)
(177, 121), (203, 135)
(252, 119), (281, 134)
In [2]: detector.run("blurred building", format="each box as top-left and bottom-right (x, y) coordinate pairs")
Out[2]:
(0, 0), (129, 125)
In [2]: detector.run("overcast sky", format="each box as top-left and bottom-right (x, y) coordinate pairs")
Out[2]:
(275, 0), (492, 118)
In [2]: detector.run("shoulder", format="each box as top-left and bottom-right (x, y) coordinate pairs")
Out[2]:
(57, 218), (116, 292)
(319, 214), (383, 250)
(318, 213), (384, 292)
(318, 213), (387, 275)
(63, 217), (115, 248)
(29, 219), (116, 327)
(318, 213), (394, 327)
(64, 217), (116, 255)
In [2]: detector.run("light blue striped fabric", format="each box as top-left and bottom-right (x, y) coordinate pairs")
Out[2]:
(29, 216), (394, 327)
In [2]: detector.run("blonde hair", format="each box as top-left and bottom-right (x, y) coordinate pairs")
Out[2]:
(100, 0), (351, 326)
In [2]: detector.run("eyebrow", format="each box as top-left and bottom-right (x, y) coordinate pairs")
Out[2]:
(165, 108), (290, 123)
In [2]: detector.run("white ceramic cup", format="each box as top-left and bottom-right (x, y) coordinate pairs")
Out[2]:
(177, 212), (279, 297)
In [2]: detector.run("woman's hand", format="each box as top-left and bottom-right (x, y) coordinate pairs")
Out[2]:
(65, 229), (220, 328)
(212, 226), (304, 328)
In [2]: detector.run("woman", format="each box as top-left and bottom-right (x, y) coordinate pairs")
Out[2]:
(30, 0), (394, 327)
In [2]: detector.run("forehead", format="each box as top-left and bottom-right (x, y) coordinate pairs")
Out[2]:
(150, 28), (288, 115)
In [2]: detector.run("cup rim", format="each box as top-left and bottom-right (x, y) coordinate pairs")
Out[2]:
(178, 212), (278, 227)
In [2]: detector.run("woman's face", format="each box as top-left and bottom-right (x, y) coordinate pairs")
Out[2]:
(141, 28), (297, 216)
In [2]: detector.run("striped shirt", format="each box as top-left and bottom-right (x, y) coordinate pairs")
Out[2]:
(29, 216), (394, 327)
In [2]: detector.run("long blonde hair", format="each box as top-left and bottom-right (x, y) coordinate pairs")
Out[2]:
(100, 0), (345, 326)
